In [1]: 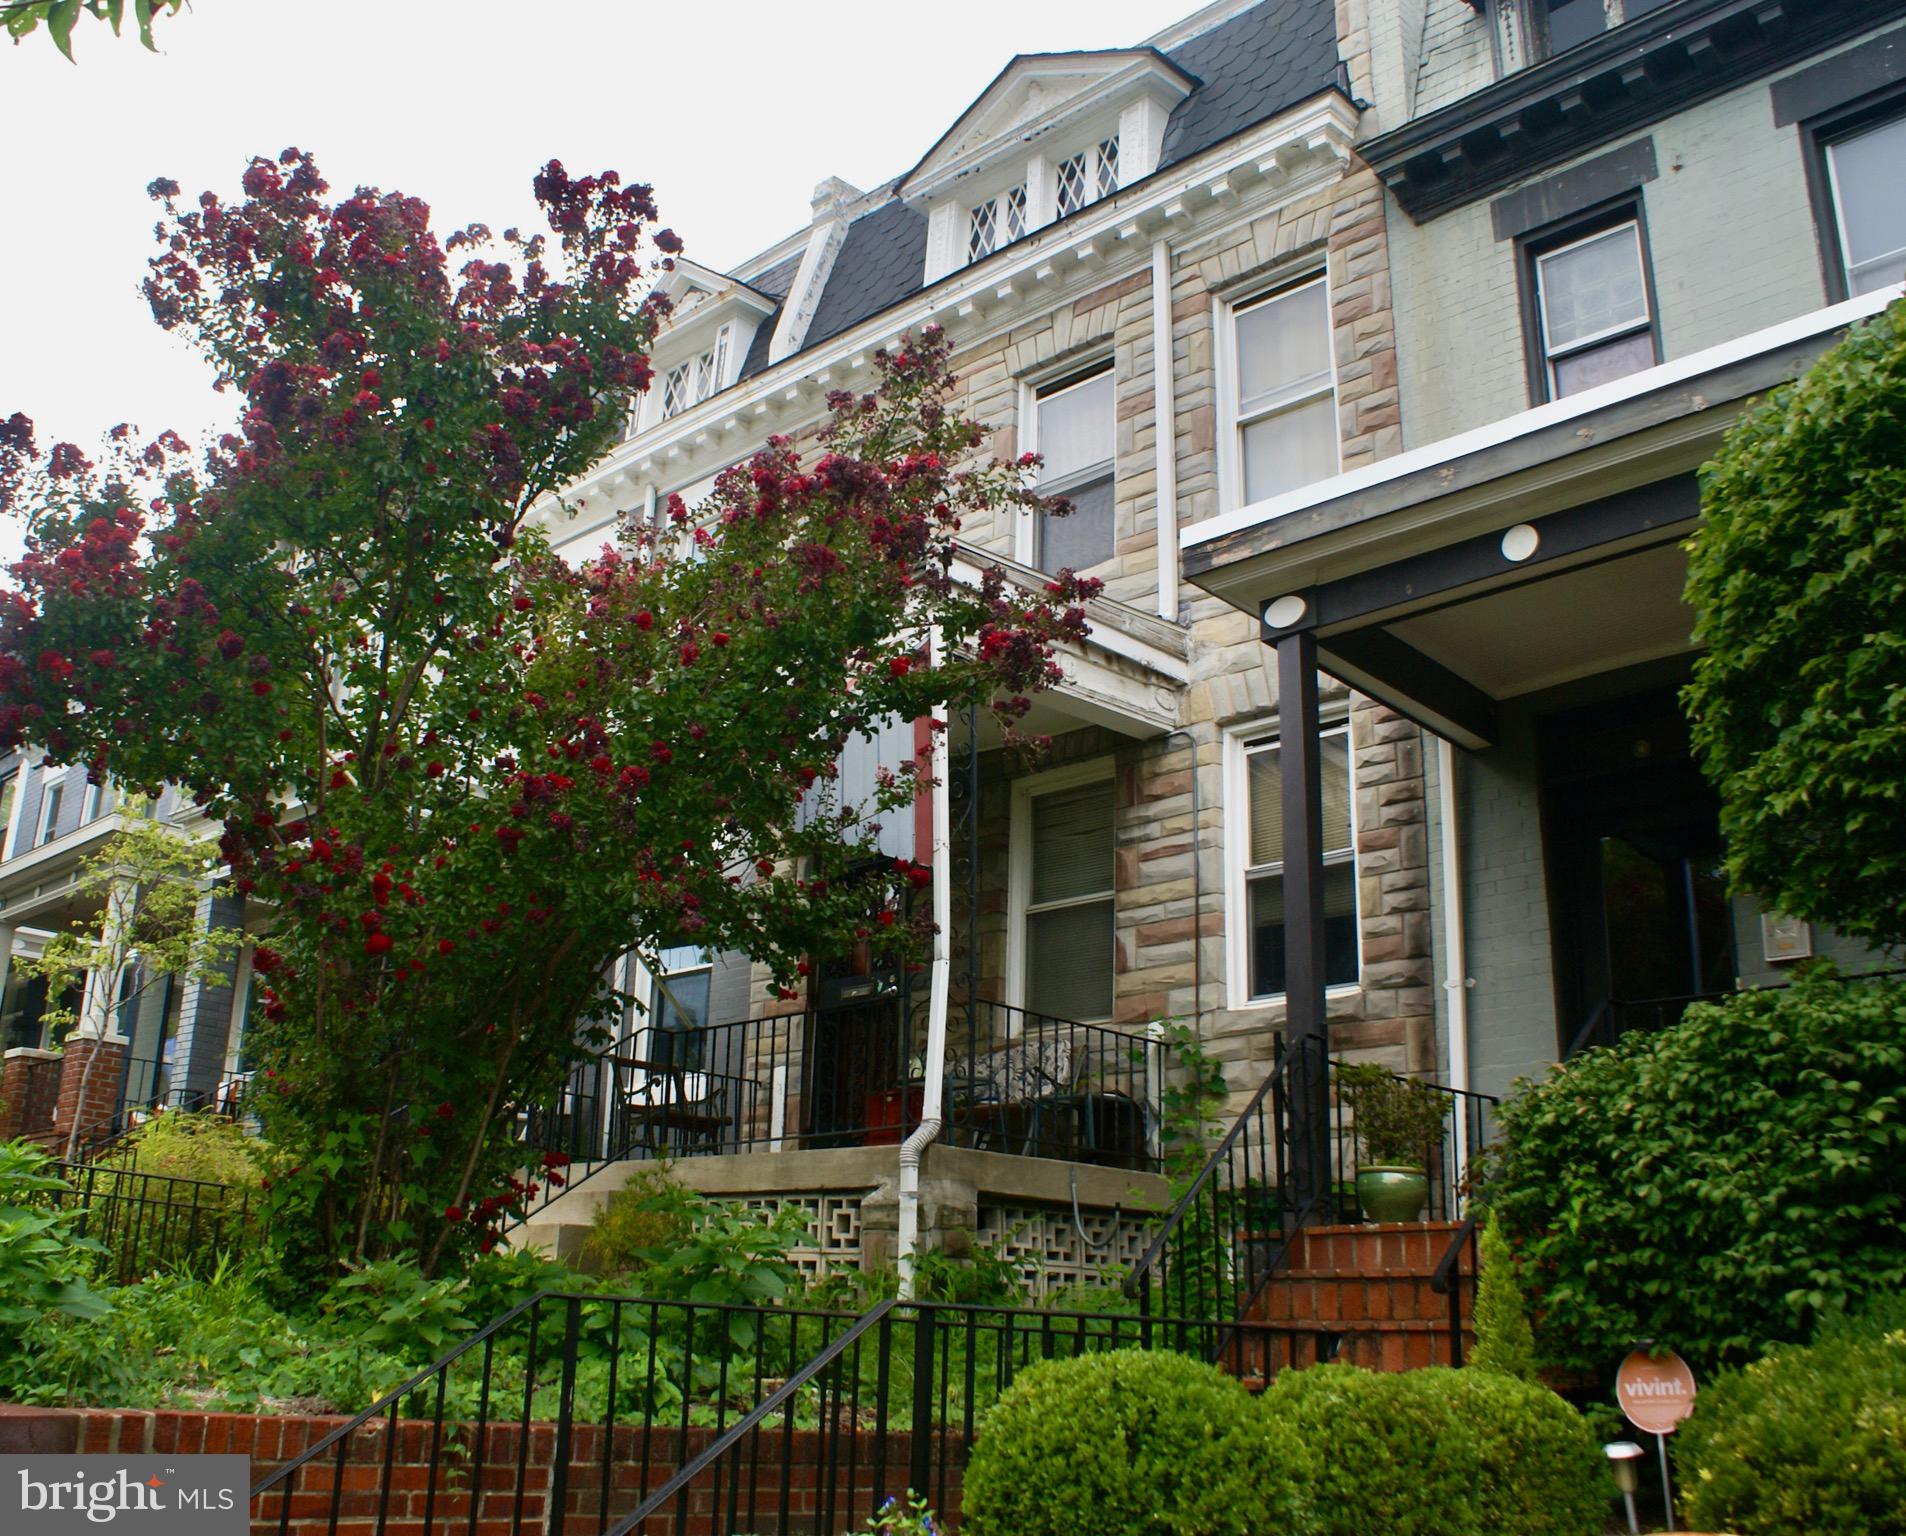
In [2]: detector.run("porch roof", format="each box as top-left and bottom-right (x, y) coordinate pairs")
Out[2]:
(1179, 287), (1902, 748)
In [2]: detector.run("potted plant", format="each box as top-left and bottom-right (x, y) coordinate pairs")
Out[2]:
(1333, 1063), (1448, 1223)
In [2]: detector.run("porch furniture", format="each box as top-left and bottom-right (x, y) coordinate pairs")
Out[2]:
(957, 1036), (1078, 1156)
(613, 1055), (731, 1157)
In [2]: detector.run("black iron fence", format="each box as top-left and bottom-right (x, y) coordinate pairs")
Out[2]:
(515, 1001), (1168, 1221)
(1124, 1037), (1498, 1338)
(247, 1290), (1332, 1535)
(86, 1054), (254, 1158)
(44, 1157), (258, 1283)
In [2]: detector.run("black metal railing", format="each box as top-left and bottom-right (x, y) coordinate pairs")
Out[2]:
(1124, 1036), (1498, 1343)
(1429, 1216), (1481, 1368)
(248, 1290), (1331, 1536)
(513, 1001), (1170, 1222)
(43, 1158), (257, 1283)
(85, 1055), (255, 1158)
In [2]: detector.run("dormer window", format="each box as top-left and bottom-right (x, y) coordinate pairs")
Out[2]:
(662, 324), (733, 420)
(970, 186), (1027, 261)
(1057, 136), (1120, 217)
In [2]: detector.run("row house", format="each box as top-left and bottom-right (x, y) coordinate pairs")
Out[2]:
(7, 0), (1899, 1290)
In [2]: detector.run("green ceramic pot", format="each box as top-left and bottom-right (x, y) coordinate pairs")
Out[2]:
(1356, 1165), (1428, 1224)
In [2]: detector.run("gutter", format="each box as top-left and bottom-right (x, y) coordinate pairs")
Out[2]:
(1435, 737), (1473, 1191)
(897, 631), (953, 1297)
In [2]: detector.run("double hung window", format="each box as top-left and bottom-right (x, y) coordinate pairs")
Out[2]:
(1531, 218), (1657, 399)
(1241, 730), (1358, 1000)
(1230, 278), (1339, 506)
(1822, 110), (1906, 296)
(649, 944), (713, 1068)
(1031, 367), (1115, 574)
(1021, 778), (1115, 1022)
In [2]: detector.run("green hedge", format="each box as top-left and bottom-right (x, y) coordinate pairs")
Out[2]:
(962, 1348), (1312, 1536)
(1258, 1364), (1606, 1536)
(1677, 1301), (1906, 1536)
(1483, 970), (1906, 1372)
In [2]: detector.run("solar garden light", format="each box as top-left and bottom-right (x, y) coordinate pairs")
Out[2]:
(1605, 1441), (1645, 1535)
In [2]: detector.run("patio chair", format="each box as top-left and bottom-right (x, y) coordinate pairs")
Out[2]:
(619, 1058), (730, 1157)
(960, 1035), (1079, 1157)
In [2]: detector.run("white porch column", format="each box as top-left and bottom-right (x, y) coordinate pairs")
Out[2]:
(76, 877), (137, 1041)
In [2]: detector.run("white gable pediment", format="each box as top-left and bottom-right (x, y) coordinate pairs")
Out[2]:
(902, 50), (1195, 206)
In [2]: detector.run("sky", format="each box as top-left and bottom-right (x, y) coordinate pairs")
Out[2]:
(0, 0), (1197, 566)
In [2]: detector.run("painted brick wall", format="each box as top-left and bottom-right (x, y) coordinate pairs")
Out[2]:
(1390, 66), (1851, 449)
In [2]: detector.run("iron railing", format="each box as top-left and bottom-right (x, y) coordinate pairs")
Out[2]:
(247, 1290), (1331, 1536)
(513, 1001), (1169, 1222)
(84, 1054), (254, 1158)
(1430, 1216), (1481, 1368)
(1124, 1036), (1497, 1347)
(43, 1158), (257, 1283)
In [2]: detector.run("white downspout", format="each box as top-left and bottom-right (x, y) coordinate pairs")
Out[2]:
(896, 629), (951, 1297)
(1149, 239), (1179, 621)
(1435, 736), (1473, 1192)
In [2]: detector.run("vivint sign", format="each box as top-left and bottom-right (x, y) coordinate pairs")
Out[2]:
(3, 1456), (247, 1534)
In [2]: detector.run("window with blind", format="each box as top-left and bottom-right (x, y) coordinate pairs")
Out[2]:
(1230, 277), (1339, 506)
(1032, 367), (1115, 574)
(1023, 778), (1115, 1021)
(1243, 730), (1358, 998)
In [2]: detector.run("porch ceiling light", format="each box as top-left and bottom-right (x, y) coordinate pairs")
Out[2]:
(1264, 593), (1308, 629)
(1500, 523), (1540, 562)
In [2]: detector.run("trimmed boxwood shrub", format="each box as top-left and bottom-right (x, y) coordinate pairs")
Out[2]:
(1677, 1300), (1906, 1536)
(961, 1348), (1312, 1536)
(1483, 969), (1906, 1373)
(1259, 1364), (1606, 1536)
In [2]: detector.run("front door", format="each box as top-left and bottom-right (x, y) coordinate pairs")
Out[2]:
(1542, 686), (1737, 1052)
(804, 942), (908, 1148)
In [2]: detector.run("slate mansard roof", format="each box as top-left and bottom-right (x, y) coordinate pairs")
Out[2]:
(724, 0), (1343, 382)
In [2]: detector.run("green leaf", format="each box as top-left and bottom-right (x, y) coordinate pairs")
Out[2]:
(47, 0), (81, 59)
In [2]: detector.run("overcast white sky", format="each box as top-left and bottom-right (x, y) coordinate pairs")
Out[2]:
(0, 0), (1194, 565)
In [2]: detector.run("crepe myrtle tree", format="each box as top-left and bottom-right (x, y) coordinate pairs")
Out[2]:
(0, 149), (1095, 1273)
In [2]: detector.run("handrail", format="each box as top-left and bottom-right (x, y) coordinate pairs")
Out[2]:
(604, 1297), (902, 1536)
(1122, 1036), (1290, 1296)
(1429, 1214), (1479, 1368)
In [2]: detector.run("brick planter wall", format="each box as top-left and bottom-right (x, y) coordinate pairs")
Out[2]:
(53, 1035), (125, 1149)
(0, 1046), (62, 1141)
(0, 1404), (960, 1536)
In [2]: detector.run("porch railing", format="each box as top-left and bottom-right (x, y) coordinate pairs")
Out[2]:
(43, 1158), (258, 1284)
(1124, 1037), (1498, 1355)
(513, 1001), (1168, 1221)
(247, 1289), (1331, 1536)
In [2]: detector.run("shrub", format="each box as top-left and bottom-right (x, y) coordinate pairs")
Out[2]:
(1677, 1299), (1906, 1536)
(1482, 969), (1906, 1372)
(0, 1141), (110, 1387)
(580, 1163), (693, 1275)
(962, 1348), (1311, 1536)
(108, 1109), (268, 1190)
(1469, 1212), (1537, 1382)
(1261, 1364), (1605, 1536)
(1683, 296), (1906, 950)
(1261, 1364), (1477, 1536)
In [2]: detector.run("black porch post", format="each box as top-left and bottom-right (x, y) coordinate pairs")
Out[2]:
(1275, 627), (1330, 1215)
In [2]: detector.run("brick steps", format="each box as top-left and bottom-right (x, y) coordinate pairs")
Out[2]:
(1241, 1220), (1475, 1376)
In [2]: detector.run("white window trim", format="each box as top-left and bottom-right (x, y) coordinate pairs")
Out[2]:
(35, 780), (63, 848)
(1006, 756), (1117, 1022)
(1215, 271), (1342, 516)
(1222, 717), (1362, 1012)
(1825, 115), (1906, 296)
(1534, 220), (1654, 393)
(1014, 358), (1117, 569)
(629, 946), (715, 1055)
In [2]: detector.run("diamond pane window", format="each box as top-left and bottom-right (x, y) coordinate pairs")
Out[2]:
(1057, 152), (1089, 217)
(662, 364), (690, 418)
(1003, 185), (1027, 242)
(970, 201), (998, 260)
(1095, 137), (1120, 199)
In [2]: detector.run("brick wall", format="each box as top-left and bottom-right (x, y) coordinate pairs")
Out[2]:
(0, 1404), (956, 1536)
(53, 1035), (124, 1149)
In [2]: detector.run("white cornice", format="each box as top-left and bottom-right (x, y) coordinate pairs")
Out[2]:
(544, 90), (1359, 514)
